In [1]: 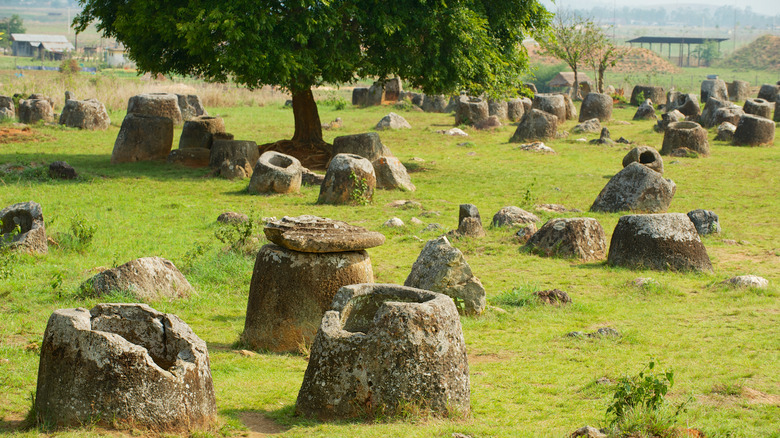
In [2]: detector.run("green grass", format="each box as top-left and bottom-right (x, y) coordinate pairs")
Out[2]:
(0, 96), (778, 437)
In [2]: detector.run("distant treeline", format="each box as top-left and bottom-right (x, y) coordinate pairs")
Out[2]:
(0, 0), (79, 8)
(578, 5), (779, 29)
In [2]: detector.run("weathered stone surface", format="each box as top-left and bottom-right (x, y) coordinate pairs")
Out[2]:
(666, 92), (700, 117)
(687, 209), (721, 235)
(455, 97), (489, 126)
(296, 283), (470, 419)
(301, 168), (325, 186)
(507, 98), (525, 121)
(519, 96), (533, 113)
(383, 77), (403, 102)
(700, 97), (732, 128)
(440, 127), (468, 136)
(632, 99), (656, 120)
(263, 215), (385, 253)
(561, 93), (577, 120)
(0, 95), (15, 120)
(715, 122), (736, 141)
(474, 115), (502, 130)
(318, 154), (376, 205)
(219, 158), (252, 179)
(776, 100), (780, 123)
(573, 118), (601, 134)
(515, 142), (555, 153)
(534, 289), (572, 305)
(622, 146), (663, 174)
(701, 79), (728, 103)
(727, 80), (750, 102)
(248, 151), (302, 194)
(579, 93), (613, 122)
(404, 236), (486, 315)
(0, 201), (48, 254)
(373, 156), (415, 191)
(608, 213), (713, 272)
(655, 110), (685, 132)
(732, 114), (775, 146)
(35, 303), (216, 430)
(217, 211), (248, 224)
(112, 114), (174, 164)
(661, 121), (710, 156)
(510, 109), (558, 142)
(453, 217), (486, 238)
(332, 132), (390, 162)
(179, 116), (225, 149)
(59, 99), (110, 130)
(590, 162), (676, 213)
(81, 257), (193, 300)
(48, 161), (78, 179)
(383, 217), (404, 227)
(18, 99), (54, 124)
(713, 105), (745, 126)
(567, 327), (620, 338)
(422, 94), (449, 113)
(375, 112), (411, 130)
(488, 99), (509, 120)
(589, 127), (615, 145)
(167, 148), (210, 168)
(630, 85), (665, 106)
(127, 93), (183, 125)
(352, 87), (369, 106)
(176, 94), (207, 121)
(492, 206), (539, 227)
(533, 93), (566, 121)
(209, 139), (260, 169)
(571, 425), (607, 438)
(757, 84), (780, 103)
(722, 275), (769, 289)
(514, 223), (537, 243)
(242, 244), (374, 353)
(524, 218), (607, 261)
(743, 98), (773, 119)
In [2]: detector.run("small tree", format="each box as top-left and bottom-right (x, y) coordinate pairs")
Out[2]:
(536, 10), (600, 99)
(694, 40), (721, 67)
(586, 27), (627, 94)
(0, 15), (25, 50)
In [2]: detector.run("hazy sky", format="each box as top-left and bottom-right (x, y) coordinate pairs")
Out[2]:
(542, 0), (780, 17)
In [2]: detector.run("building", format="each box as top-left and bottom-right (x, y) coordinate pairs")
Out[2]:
(10, 34), (75, 60)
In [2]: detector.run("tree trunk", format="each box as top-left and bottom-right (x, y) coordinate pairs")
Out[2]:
(571, 66), (580, 100)
(258, 87), (332, 170)
(598, 65), (605, 94)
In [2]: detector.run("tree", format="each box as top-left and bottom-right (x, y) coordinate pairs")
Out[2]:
(0, 15), (25, 49)
(586, 27), (627, 94)
(74, 0), (550, 168)
(693, 40), (721, 67)
(536, 10), (600, 99)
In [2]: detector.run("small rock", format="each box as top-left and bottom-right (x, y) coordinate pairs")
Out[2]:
(629, 277), (658, 288)
(571, 425), (607, 438)
(410, 217), (424, 226)
(514, 223), (537, 243)
(420, 211), (441, 217)
(589, 127), (615, 145)
(576, 138), (587, 142)
(423, 223), (443, 232)
(567, 328), (620, 339)
(516, 142), (556, 154)
(535, 204), (582, 213)
(48, 161), (78, 180)
(721, 239), (737, 245)
(687, 209), (721, 235)
(722, 275), (768, 289)
(492, 206), (539, 227)
(533, 289), (572, 305)
(572, 118), (601, 134)
(596, 377), (614, 385)
(474, 115), (502, 130)
(375, 112), (411, 130)
(383, 217), (405, 228)
(301, 168), (325, 186)
(234, 349), (258, 357)
(217, 212), (249, 224)
(386, 199), (422, 209)
(441, 128), (468, 136)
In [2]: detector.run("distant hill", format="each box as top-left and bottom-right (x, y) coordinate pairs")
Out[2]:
(526, 43), (681, 74)
(718, 35), (780, 72)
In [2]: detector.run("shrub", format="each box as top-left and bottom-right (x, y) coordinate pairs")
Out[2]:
(58, 214), (98, 253)
(215, 215), (261, 255)
(59, 59), (81, 75)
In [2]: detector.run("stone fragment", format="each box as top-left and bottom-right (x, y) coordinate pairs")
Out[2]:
(589, 127), (615, 145)
(514, 223), (537, 243)
(301, 168), (325, 186)
(488, 99), (509, 120)
(492, 206), (539, 227)
(373, 156), (415, 191)
(0, 95), (15, 120)
(81, 257), (193, 300)
(700, 79), (729, 102)
(732, 114), (775, 146)
(112, 114), (173, 164)
(687, 209), (721, 235)
(0, 201), (48, 254)
(743, 98), (773, 119)
(167, 148), (210, 168)
(727, 80), (750, 102)
(375, 112), (411, 130)
(632, 99), (656, 120)
(217, 212), (248, 224)
(441, 127), (468, 136)
(242, 244), (374, 352)
(383, 217), (404, 227)
(248, 151), (302, 194)
(665, 92), (700, 117)
(655, 110), (685, 132)
(318, 154), (376, 205)
(422, 94), (449, 113)
(35, 303), (216, 430)
(176, 94), (207, 121)
(507, 98), (525, 121)
(332, 132), (390, 162)
(509, 109), (558, 142)
(579, 93), (613, 122)
(661, 121), (709, 157)
(127, 93), (183, 125)
(410, 217), (424, 225)
(700, 97), (733, 128)
(607, 213), (713, 272)
(533, 93), (566, 121)
(515, 142), (555, 153)
(572, 118), (601, 133)
(209, 139), (260, 169)
(219, 158), (253, 180)
(58, 98), (110, 130)
(534, 289), (572, 305)
(722, 275), (769, 289)
(524, 218), (607, 261)
(630, 85), (665, 106)
(296, 284), (470, 419)
(48, 161), (78, 179)
(263, 215), (385, 253)
(352, 87), (369, 106)
(455, 97), (489, 126)
(474, 115), (501, 130)
(561, 93), (577, 120)
(571, 425), (607, 438)
(590, 163), (676, 213)
(535, 204), (582, 213)
(18, 98), (54, 124)
(178, 116), (225, 149)
(622, 146), (663, 174)
(756, 84), (780, 103)
(404, 236), (486, 315)
(715, 122), (736, 141)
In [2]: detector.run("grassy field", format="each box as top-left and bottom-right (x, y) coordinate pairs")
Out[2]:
(0, 78), (778, 438)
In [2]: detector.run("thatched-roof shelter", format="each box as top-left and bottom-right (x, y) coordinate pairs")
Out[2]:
(548, 72), (592, 88)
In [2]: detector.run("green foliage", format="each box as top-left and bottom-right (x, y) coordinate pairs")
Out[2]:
(348, 171), (371, 206)
(536, 11), (600, 97)
(0, 15), (25, 49)
(635, 90), (646, 105)
(215, 217), (260, 255)
(694, 40), (722, 67)
(58, 214), (97, 253)
(59, 59), (82, 75)
(528, 62), (568, 93)
(520, 177), (538, 208)
(491, 283), (541, 308)
(319, 92), (347, 111)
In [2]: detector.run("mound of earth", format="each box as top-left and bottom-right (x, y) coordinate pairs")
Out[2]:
(718, 34), (780, 72)
(525, 43), (681, 74)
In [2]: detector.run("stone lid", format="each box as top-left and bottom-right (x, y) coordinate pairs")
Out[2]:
(263, 215), (385, 253)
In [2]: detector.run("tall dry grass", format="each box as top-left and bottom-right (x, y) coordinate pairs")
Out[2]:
(0, 70), (290, 112)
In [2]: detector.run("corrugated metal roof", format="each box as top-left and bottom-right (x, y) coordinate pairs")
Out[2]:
(626, 36), (728, 44)
(41, 41), (75, 53)
(11, 34), (71, 43)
